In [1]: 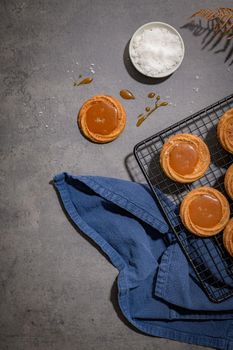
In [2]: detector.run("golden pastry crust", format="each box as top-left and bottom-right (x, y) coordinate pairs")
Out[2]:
(180, 187), (230, 237)
(223, 218), (233, 257)
(217, 108), (233, 154)
(160, 134), (210, 183)
(78, 95), (126, 143)
(224, 164), (233, 200)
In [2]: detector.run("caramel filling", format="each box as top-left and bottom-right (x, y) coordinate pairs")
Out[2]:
(169, 142), (198, 175)
(189, 194), (222, 228)
(120, 89), (135, 100)
(85, 101), (118, 135)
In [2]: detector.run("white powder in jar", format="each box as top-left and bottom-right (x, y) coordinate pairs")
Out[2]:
(131, 27), (183, 77)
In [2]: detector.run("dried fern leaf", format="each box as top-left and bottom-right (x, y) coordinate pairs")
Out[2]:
(191, 8), (233, 39)
(215, 8), (233, 32)
(216, 8), (233, 17)
(191, 9), (218, 21)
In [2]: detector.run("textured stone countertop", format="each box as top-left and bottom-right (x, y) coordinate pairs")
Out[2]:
(1, 0), (233, 349)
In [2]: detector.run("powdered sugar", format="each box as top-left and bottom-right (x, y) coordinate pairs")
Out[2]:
(131, 26), (183, 77)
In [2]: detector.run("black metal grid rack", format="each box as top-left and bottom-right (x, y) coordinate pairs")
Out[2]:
(134, 94), (233, 303)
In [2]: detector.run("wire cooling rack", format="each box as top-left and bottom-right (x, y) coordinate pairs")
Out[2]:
(134, 93), (233, 303)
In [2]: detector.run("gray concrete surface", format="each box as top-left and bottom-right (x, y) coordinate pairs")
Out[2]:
(0, 0), (233, 349)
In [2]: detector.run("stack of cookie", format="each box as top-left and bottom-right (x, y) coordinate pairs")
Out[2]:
(160, 108), (233, 257)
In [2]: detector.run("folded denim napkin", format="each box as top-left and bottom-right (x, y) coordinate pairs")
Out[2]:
(53, 172), (233, 350)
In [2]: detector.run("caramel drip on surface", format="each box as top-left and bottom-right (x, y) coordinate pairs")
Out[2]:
(120, 90), (135, 100)
(148, 92), (155, 98)
(85, 101), (118, 135)
(169, 143), (198, 175)
(189, 194), (222, 228)
(74, 77), (93, 86)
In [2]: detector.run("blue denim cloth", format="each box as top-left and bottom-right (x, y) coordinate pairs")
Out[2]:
(53, 172), (233, 350)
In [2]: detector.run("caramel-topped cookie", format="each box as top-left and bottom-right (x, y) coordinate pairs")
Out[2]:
(180, 187), (230, 237)
(78, 95), (126, 143)
(223, 218), (233, 257)
(224, 164), (233, 200)
(217, 108), (233, 153)
(160, 134), (210, 183)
